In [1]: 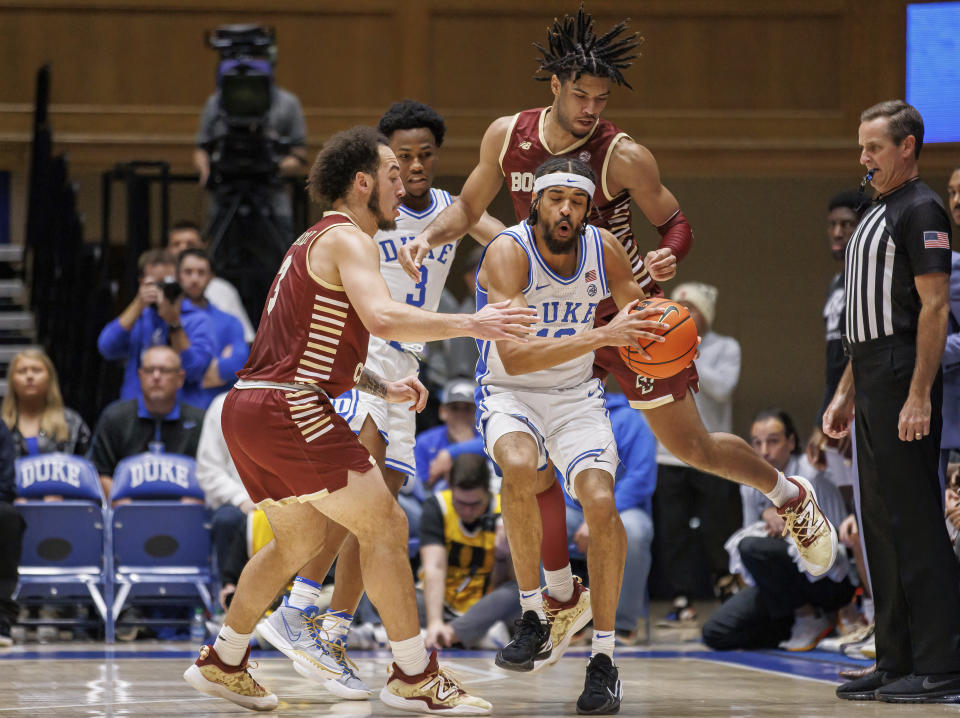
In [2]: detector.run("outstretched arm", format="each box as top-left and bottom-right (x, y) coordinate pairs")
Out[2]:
(318, 226), (536, 344)
(608, 138), (693, 272)
(399, 116), (513, 279)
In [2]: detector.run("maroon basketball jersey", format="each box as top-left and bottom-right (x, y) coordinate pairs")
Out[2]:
(499, 108), (652, 294)
(238, 212), (370, 397)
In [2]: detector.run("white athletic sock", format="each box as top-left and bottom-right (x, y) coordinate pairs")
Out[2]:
(519, 588), (547, 621)
(321, 609), (353, 642)
(591, 630), (615, 659)
(764, 471), (800, 508)
(390, 634), (430, 676)
(544, 564), (574, 603)
(863, 597), (875, 624)
(213, 624), (253, 666)
(288, 575), (323, 610)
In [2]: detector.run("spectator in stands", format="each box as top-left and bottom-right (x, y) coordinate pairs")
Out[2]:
(0, 420), (21, 647)
(653, 282), (742, 623)
(806, 191), (870, 470)
(2, 349), (90, 457)
(97, 249), (217, 410)
(942, 167), (960, 486)
(87, 345), (205, 497)
(195, 391), (254, 599)
(177, 248), (249, 409)
(565, 387), (656, 644)
(946, 458), (960, 561)
(415, 378), (485, 490)
(419, 453), (516, 651)
(166, 220), (255, 342)
(702, 408), (853, 651)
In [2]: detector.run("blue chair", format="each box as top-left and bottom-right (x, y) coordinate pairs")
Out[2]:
(13, 453), (115, 642)
(110, 453), (216, 632)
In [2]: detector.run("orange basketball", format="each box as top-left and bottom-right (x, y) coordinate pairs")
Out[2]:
(618, 298), (698, 379)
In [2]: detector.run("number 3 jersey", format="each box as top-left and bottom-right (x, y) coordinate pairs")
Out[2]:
(372, 187), (461, 360)
(475, 221), (610, 394)
(236, 212), (370, 398)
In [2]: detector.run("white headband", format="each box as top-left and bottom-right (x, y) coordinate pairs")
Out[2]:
(532, 172), (596, 199)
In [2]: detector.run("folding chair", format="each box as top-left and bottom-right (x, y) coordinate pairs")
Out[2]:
(13, 453), (114, 642)
(110, 452), (216, 634)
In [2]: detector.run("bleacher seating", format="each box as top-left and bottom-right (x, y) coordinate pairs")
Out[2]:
(109, 452), (216, 633)
(13, 452), (114, 642)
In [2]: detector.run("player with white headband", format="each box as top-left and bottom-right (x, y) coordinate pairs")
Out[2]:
(472, 156), (666, 714)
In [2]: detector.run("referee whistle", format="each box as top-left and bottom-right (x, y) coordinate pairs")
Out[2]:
(859, 169), (876, 193)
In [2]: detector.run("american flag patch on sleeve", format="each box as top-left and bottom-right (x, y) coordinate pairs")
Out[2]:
(585, 269), (597, 282)
(923, 231), (950, 249)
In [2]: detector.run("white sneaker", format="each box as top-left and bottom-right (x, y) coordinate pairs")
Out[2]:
(257, 599), (372, 699)
(777, 475), (839, 576)
(778, 613), (834, 651)
(476, 621), (511, 650)
(349, 622), (389, 650)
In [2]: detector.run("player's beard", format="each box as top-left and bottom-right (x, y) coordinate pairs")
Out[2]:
(557, 103), (592, 139)
(368, 179), (397, 231)
(542, 218), (579, 254)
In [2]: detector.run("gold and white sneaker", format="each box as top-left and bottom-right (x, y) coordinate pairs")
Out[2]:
(532, 576), (592, 673)
(379, 650), (492, 715)
(182, 644), (278, 712)
(777, 475), (839, 577)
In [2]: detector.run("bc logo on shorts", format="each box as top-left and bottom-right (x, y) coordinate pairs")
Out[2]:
(635, 375), (655, 395)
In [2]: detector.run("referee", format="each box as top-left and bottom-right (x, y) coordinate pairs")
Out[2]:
(824, 100), (960, 703)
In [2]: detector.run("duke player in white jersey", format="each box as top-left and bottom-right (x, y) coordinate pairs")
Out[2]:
(479, 157), (668, 714)
(258, 102), (504, 699)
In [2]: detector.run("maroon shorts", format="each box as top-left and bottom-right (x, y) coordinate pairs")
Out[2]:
(222, 387), (374, 507)
(591, 298), (699, 407)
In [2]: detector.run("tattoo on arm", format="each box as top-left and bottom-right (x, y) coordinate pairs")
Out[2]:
(356, 368), (388, 399)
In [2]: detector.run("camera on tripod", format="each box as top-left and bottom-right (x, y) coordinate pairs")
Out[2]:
(203, 24), (289, 188)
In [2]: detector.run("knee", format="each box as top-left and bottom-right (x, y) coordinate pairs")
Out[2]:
(211, 504), (245, 534)
(701, 616), (736, 650)
(492, 437), (539, 484)
(580, 490), (619, 528)
(356, 498), (408, 543)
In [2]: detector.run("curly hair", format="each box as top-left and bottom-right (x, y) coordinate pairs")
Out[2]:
(378, 99), (446, 147)
(307, 126), (388, 204)
(534, 4), (643, 89)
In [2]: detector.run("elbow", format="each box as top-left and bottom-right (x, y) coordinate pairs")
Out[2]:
(364, 315), (393, 340)
(500, 357), (525, 376)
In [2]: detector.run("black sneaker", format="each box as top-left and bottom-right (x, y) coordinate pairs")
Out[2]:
(876, 673), (960, 703)
(577, 653), (622, 715)
(495, 610), (551, 671)
(836, 669), (899, 701)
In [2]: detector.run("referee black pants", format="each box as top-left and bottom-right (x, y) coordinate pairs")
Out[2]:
(851, 337), (960, 675)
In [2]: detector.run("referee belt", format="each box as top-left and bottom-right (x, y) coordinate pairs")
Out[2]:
(842, 333), (916, 359)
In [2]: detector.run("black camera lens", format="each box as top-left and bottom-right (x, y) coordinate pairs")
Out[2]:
(161, 277), (183, 303)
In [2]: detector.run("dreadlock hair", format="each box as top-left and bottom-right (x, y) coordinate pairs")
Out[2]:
(307, 126), (389, 205)
(528, 156), (596, 235)
(378, 99), (446, 147)
(534, 3), (643, 89)
(828, 190), (871, 219)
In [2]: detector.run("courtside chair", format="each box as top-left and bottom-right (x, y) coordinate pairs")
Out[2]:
(109, 452), (216, 636)
(13, 453), (115, 642)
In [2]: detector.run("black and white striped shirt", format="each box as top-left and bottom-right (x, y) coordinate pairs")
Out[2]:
(843, 178), (952, 345)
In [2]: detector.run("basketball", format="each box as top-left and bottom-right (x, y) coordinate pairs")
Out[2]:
(618, 298), (698, 379)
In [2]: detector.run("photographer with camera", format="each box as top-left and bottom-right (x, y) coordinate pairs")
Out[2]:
(97, 249), (217, 409)
(193, 25), (308, 327)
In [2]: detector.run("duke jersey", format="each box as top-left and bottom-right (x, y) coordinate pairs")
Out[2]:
(498, 108), (651, 295)
(237, 212), (370, 398)
(476, 221), (609, 393)
(373, 187), (460, 355)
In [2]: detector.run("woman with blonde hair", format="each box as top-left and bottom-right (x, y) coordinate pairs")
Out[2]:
(2, 349), (90, 457)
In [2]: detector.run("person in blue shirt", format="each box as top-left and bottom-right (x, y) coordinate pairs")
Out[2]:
(97, 249), (217, 409)
(176, 248), (249, 409)
(414, 378), (485, 491)
(564, 388), (657, 644)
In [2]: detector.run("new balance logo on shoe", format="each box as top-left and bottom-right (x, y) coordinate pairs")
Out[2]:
(423, 675), (459, 701)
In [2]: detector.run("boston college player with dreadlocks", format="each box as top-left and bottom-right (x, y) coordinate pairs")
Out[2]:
(399, 5), (840, 691)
